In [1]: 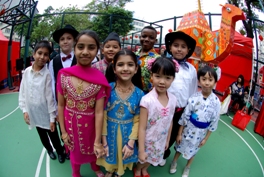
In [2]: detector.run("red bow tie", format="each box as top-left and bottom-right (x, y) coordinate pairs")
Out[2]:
(62, 54), (72, 62)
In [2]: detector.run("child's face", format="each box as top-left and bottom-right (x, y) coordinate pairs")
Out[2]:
(140, 29), (157, 52)
(199, 72), (216, 96)
(33, 47), (50, 68)
(102, 40), (121, 63)
(113, 55), (138, 82)
(74, 34), (98, 67)
(59, 33), (74, 54)
(169, 39), (189, 60)
(151, 71), (174, 94)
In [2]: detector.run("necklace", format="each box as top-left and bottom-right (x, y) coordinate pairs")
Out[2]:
(76, 79), (84, 95)
(116, 84), (133, 93)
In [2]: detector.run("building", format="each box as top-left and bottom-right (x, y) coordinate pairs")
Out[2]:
(0, 22), (20, 42)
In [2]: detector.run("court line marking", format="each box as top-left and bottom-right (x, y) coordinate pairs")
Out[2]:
(0, 92), (18, 95)
(46, 152), (50, 177)
(0, 106), (19, 121)
(227, 115), (264, 151)
(35, 148), (45, 177)
(220, 119), (264, 176)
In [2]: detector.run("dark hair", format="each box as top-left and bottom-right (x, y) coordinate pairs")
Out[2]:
(103, 39), (121, 48)
(141, 26), (157, 35)
(74, 30), (100, 53)
(151, 57), (176, 77)
(105, 49), (143, 90)
(34, 40), (52, 55)
(237, 74), (244, 86)
(197, 65), (218, 82)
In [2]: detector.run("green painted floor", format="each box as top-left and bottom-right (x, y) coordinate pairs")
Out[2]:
(0, 93), (263, 177)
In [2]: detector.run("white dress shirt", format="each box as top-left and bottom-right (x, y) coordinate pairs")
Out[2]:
(48, 51), (74, 104)
(19, 64), (56, 130)
(168, 62), (198, 108)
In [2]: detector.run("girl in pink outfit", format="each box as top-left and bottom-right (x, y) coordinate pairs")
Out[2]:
(135, 57), (179, 177)
(57, 30), (111, 177)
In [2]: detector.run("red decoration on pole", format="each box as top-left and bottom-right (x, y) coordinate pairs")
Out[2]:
(135, 35), (138, 38)
(122, 38), (125, 41)
(130, 36), (132, 39)
(125, 37), (128, 40)
(259, 34), (263, 41)
(157, 31), (160, 34)
(168, 29), (173, 33)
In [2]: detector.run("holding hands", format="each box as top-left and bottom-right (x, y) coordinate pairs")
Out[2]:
(122, 140), (135, 160)
(23, 112), (30, 125)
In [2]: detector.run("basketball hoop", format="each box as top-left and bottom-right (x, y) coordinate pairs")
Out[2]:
(0, 4), (5, 16)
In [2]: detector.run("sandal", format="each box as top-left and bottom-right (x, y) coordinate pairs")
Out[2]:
(133, 168), (141, 177)
(96, 171), (105, 177)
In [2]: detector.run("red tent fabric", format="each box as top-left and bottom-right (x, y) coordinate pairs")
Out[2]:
(216, 31), (253, 93)
(0, 30), (20, 82)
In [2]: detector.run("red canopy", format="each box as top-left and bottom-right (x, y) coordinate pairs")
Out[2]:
(216, 31), (253, 93)
(0, 30), (20, 82)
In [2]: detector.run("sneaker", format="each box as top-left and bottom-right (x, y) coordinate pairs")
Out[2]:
(159, 159), (166, 166)
(182, 167), (190, 177)
(170, 161), (177, 174)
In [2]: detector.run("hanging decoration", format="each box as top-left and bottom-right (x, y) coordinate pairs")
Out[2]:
(168, 29), (173, 33)
(259, 34), (263, 41)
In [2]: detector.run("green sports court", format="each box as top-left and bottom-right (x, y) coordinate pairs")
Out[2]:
(0, 92), (263, 177)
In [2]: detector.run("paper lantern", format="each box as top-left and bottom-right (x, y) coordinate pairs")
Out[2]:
(125, 37), (128, 40)
(130, 36), (132, 39)
(122, 38), (125, 41)
(168, 29), (173, 33)
(157, 31), (160, 34)
(135, 35), (138, 38)
(259, 35), (263, 41)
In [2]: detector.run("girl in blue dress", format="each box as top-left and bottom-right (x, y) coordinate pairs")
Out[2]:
(97, 49), (144, 177)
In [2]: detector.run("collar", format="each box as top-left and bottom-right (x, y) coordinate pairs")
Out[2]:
(60, 51), (74, 61)
(174, 58), (189, 69)
(135, 48), (158, 58)
(30, 64), (46, 75)
(103, 58), (110, 65)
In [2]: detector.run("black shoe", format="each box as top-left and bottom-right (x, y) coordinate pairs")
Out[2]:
(65, 152), (70, 160)
(58, 153), (65, 163)
(47, 151), (56, 160)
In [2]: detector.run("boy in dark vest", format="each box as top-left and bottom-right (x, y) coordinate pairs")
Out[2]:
(48, 24), (79, 161)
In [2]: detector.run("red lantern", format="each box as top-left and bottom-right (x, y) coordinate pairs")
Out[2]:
(259, 34), (263, 41)
(125, 37), (128, 40)
(168, 29), (173, 33)
(122, 38), (125, 41)
(130, 36), (132, 39)
(157, 31), (160, 34)
(135, 35), (138, 38)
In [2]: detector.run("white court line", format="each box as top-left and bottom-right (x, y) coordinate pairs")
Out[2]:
(0, 106), (19, 120)
(220, 119), (264, 176)
(0, 92), (18, 95)
(227, 115), (264, 151)
(35, 148), (45, 177)
(46, 152), (50, 177)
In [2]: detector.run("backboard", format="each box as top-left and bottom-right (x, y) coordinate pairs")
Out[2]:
(0, 0), (21, 15)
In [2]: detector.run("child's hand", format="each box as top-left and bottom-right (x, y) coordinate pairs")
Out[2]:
(55, 116), (59, 122)
(103, 144), (109, 157)
(176, 134), (182, 145)
(138, 151), (147, 163)
(23, 112), (30, 125)
(50, 122), (55, 132)
(165, 141), (169, 150)
(62, 132), (73, 149)
(122, 144), (134, 160)
(198, 139), (207, 148)
(94, 144), (105, 158)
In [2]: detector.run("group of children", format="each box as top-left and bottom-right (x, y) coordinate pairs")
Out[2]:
(18, 24), (221, 177)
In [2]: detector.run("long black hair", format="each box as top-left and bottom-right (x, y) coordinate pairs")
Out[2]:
(237, 74), (245, 86)
(105, 49), (143, 90)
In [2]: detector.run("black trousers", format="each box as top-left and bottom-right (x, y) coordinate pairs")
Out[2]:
(36, 126), (64, 155)
(163, 108), (185, 159)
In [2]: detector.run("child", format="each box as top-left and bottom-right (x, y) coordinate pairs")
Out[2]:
(135, 26), (160, 93)
(135, 57), (179, 177)
(97, 49), (144, 177)
(18, 40), (65, 163)
(170, 66), (221, 177)
(57, 30), (111, 177)
(161, 31), (198, 166)
(92, 32), (121, 75)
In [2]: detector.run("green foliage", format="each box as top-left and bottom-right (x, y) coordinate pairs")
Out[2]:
(85, 0), (133, 11)
(89, 6), (133, 41)
(227, 0), (264, 38)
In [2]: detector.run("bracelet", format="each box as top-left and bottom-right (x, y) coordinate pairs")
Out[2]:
(126, 143), (134, 150)
(61, 133), (68, 140)
(103, 144), (108, 148)
(94, 143), (103, 148)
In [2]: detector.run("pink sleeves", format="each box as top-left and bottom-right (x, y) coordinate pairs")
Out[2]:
(96, 85), (107, 101)
(140, 96), (149, 109)
(56, 71), (64, 95)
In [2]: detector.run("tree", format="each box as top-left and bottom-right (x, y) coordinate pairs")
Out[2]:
(85, 0), (133, 11)
(227, 0), (264, 38)
(88, 6), (134, 41)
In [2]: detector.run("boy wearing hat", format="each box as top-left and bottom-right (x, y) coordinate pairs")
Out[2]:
(92, 32), (121, 75)
(160, 31), (198, 169)
(48, 24), (79, 161)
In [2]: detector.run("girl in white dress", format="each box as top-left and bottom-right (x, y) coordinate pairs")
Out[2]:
(134, 57), (179, 177)
(170, 65), (221, 177)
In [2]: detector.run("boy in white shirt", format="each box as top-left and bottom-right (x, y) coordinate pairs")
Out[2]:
(19, 40), (65, 163)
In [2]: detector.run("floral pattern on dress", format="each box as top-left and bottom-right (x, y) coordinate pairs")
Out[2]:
(140, 88), (176, 166)
(176, 91), (221, 160)
(135, 48), (160, 92)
